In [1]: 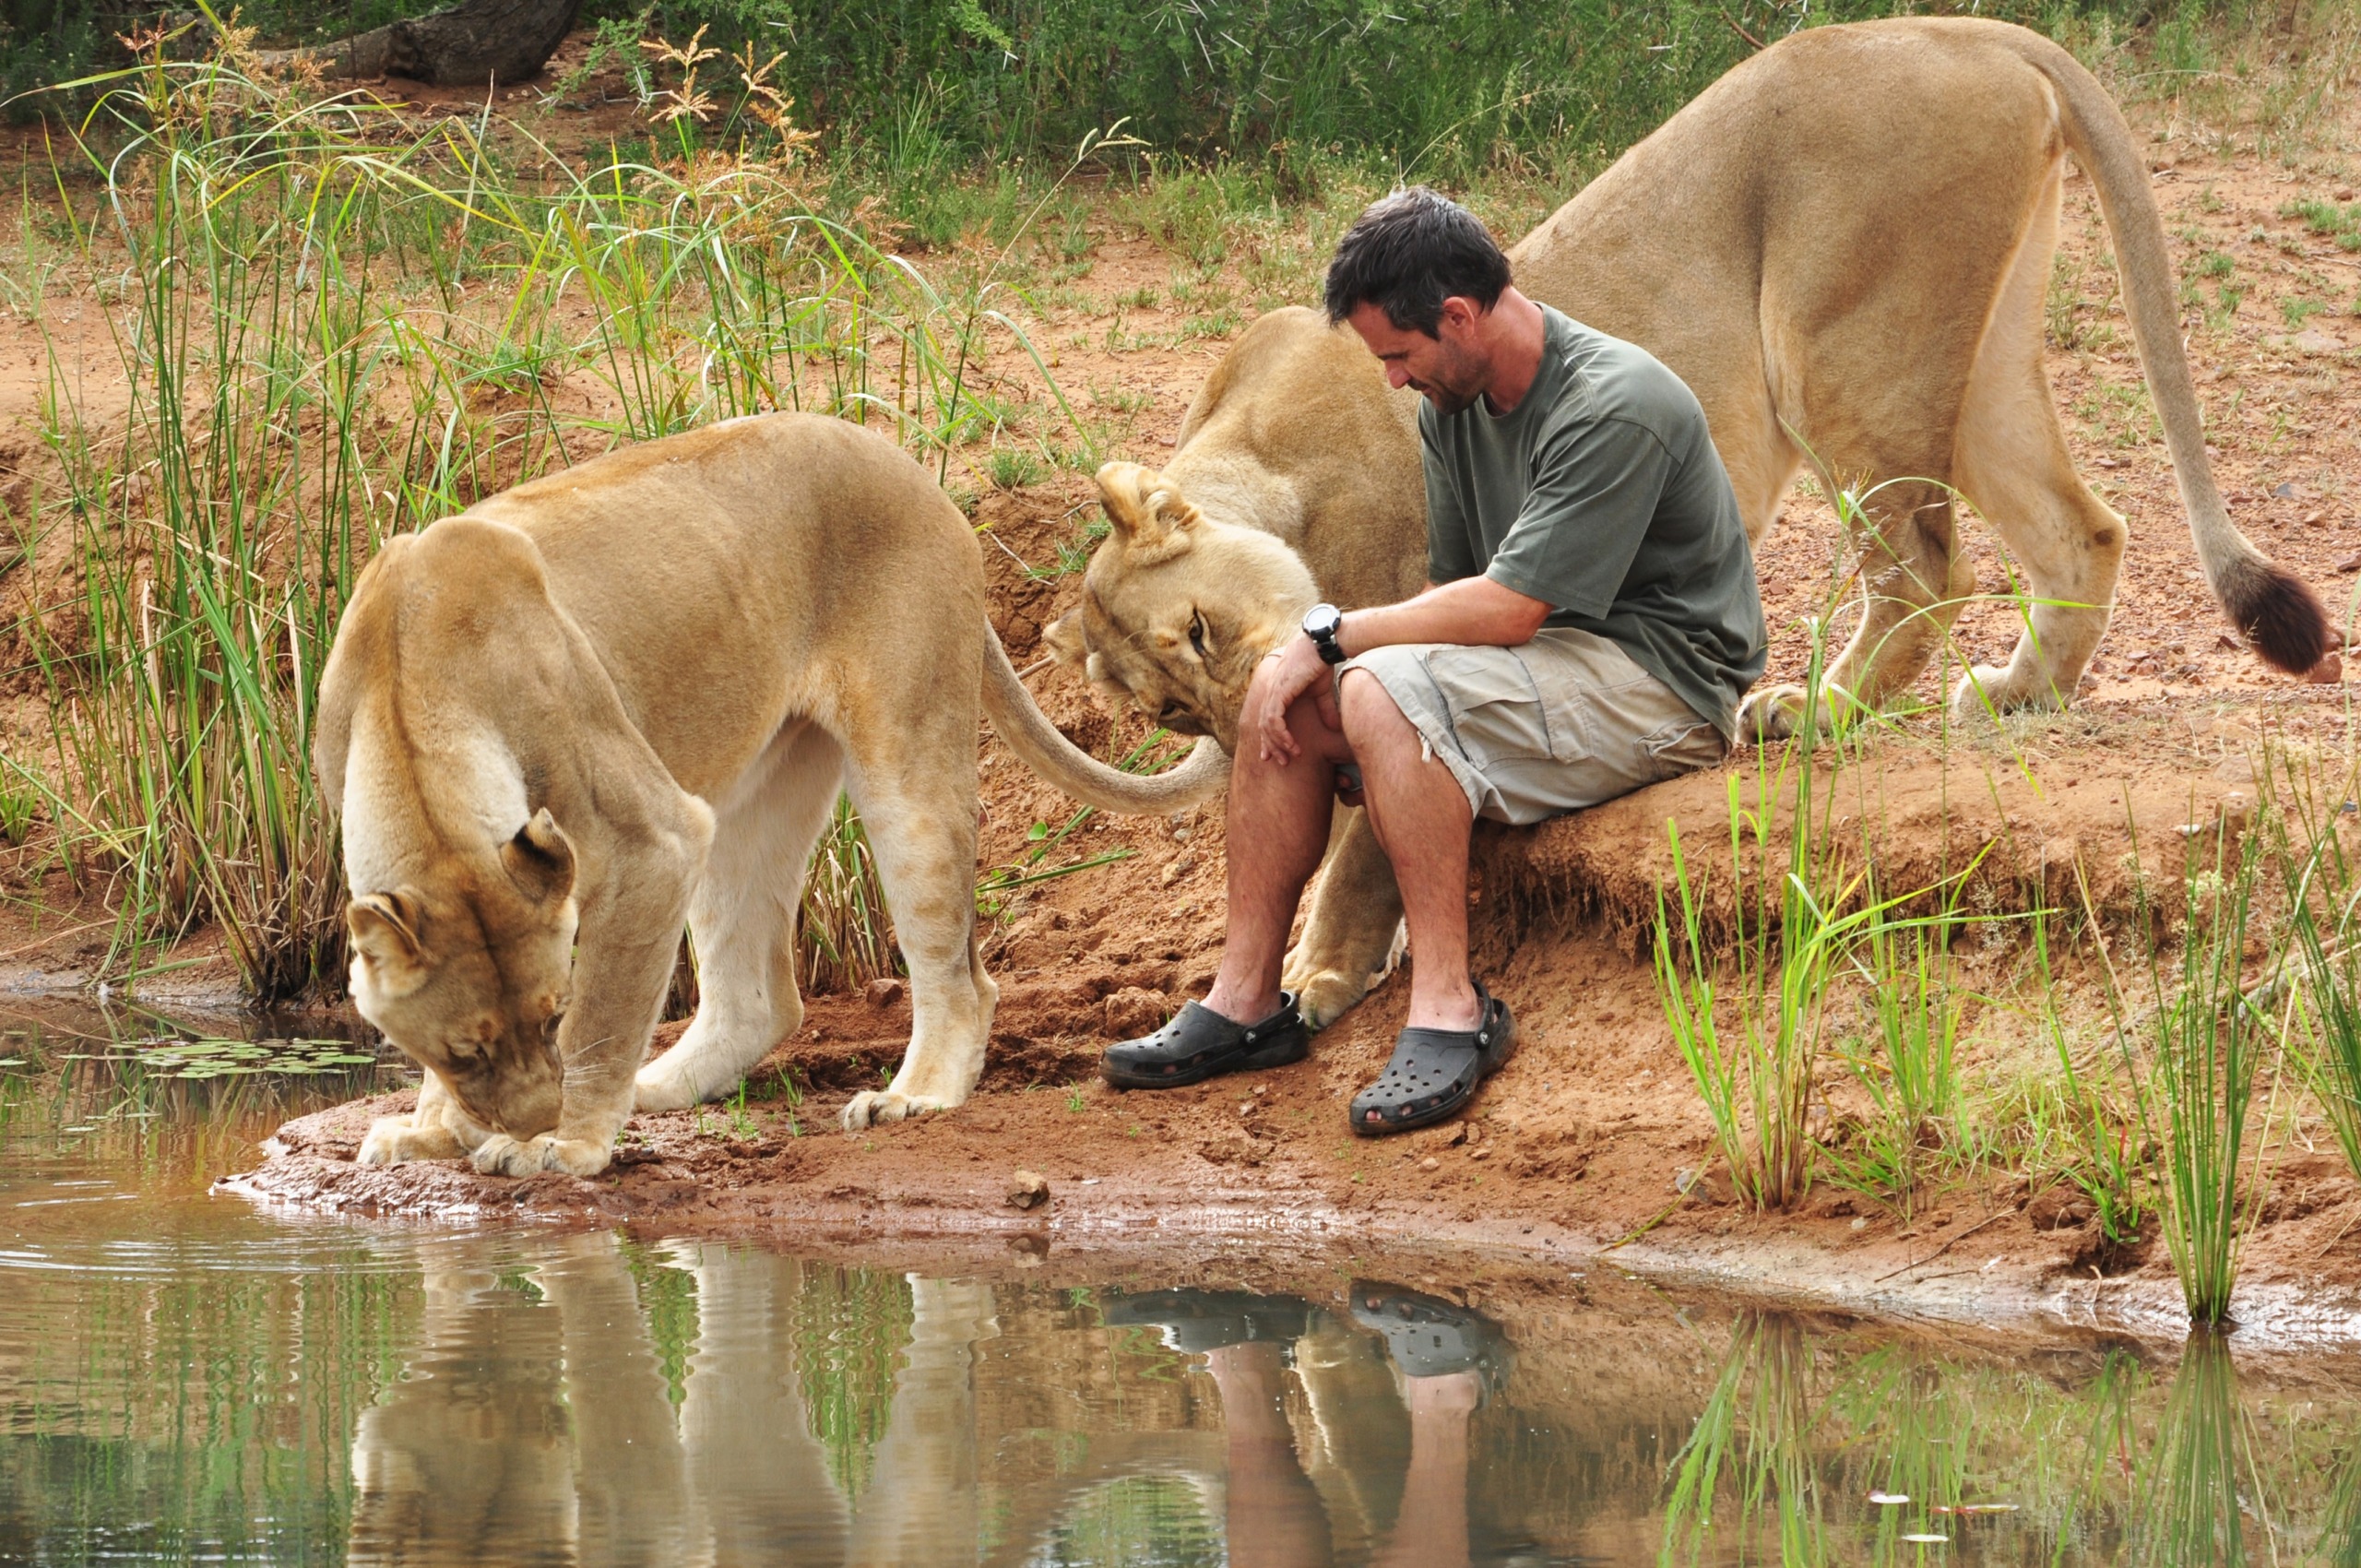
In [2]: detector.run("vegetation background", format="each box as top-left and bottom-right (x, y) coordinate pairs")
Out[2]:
(6, 0), (2246, 179)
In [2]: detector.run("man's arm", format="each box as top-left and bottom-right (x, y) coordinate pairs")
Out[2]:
(1335, 576), (1549, 657)
(1247, 577), (1549, 764)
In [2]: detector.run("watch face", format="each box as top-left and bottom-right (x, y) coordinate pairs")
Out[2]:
(1303, 603), (1343, 640)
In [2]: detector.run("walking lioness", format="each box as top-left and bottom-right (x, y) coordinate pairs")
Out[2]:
(316, 414), (1226, 1177)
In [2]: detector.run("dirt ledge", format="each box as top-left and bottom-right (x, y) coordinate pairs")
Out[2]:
(234, 1017), (2361, 1352)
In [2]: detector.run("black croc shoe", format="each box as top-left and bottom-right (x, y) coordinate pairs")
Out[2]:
(1102, 1289), (1313, 1354)
(1348, 983), (1514, 1136)
(1348, 1280), (1510, 1391)
(1100, 992), (1309, 1089)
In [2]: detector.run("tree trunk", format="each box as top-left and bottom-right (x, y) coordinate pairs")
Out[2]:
(281, 0), (583, 88)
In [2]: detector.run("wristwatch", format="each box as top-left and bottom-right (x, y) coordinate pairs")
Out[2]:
(1302, 602), (1347, 665)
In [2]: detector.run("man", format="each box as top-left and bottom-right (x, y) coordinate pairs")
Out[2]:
(1102, 187), (1765, 1134)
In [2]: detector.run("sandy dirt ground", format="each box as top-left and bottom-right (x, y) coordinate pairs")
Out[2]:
(10, 32), (2361, 1336)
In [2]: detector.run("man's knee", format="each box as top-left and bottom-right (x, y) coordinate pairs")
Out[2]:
(1337, 667), (1410, 740)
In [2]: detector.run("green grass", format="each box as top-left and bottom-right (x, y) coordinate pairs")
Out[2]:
(1827, 885), (1979, 1215)
(2111, 822), (2276, 1326)
(2284, 196), (2361, 251)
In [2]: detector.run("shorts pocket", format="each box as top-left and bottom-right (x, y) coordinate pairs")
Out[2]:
(1639, 717), (1725, 781)
(1423, 647), (1562, 763)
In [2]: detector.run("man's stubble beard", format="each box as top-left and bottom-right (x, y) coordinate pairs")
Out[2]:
(1413, 338), (1490, 417)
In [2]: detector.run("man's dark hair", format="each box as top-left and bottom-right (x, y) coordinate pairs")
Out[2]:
(1323, 186), (1512, 336)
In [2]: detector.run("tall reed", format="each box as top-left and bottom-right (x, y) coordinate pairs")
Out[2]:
(2268, 743), (2361, 1186)
(13, 37), (1084, 997)
(2115, 822), (2276, 1325)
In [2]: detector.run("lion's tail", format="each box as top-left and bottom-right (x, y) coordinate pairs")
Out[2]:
(979, 622), (1231, 813)
(1996, 26), (2329, 672)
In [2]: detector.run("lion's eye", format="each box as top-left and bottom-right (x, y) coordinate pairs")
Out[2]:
(1188, 611), (1210, 658)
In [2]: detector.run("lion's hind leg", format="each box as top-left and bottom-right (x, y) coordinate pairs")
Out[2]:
(1951, 165), (2122, 719)
(836, 712), (994, 1132)
(1739, 472), (1975, 740)
(635, 724), (844, 1112)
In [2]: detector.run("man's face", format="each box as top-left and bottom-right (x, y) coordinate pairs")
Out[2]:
(1346, 298), (1490, 416)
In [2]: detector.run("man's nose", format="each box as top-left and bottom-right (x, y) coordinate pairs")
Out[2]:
(1385, 364), (1410, 389)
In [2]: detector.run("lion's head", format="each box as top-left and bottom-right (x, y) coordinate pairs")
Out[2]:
(343, 808), (580, 1137)
(1052, 461), (1319, 752)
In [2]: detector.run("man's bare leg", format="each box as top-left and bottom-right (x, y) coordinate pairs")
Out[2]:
(1370, 1372), (1481, 1568)
(1204, 1341), (1336, 1567)
(1338, 670), (1478, 1033)
(1204, 664), (1354, 1027)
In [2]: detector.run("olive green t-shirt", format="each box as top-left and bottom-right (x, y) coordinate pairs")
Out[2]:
(1422, 306), (1766, 740)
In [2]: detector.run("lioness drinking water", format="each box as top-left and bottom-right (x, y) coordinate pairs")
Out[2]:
(315, 413), (1225, 1177)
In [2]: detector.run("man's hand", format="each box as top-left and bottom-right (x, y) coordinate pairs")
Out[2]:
(1247, 636), (1340, 766)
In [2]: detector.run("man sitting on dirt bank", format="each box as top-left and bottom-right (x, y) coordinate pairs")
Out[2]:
(1102, 187), (1766, 1134)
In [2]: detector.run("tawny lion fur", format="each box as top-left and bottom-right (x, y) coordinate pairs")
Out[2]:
(1052, 18), (2331, 1031)
(315, 413), (1226, 1178)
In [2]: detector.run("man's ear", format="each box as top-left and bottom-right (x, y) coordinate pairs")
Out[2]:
(500, 809), (576, 905)
(1095, 461), (1202, 567)
(348, 888), (430, 998)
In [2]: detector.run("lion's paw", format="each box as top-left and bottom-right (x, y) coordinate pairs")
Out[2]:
(357, 1113), (462, 1166)
(356, 1115), (409, 1166)
(1737, 684), (1806, 742)
(633, 1056), (708, 1113)
(1950, 665), (2067, 722)
(469, 1133), (612, 1179)
(1284, 967), (1370, 1032)
(840, 1089), (954, 1131)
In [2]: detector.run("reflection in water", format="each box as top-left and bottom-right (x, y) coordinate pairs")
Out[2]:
(2137, 1331), (2248, 1566)
(14, 1028), (2361, 1563)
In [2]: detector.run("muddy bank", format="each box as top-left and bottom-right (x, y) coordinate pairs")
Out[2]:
(239, 976), (2361, 1358)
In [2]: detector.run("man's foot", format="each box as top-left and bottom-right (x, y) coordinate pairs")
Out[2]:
(1347, 983), (1514, 1135)
(1100, 992), (1309, 1090)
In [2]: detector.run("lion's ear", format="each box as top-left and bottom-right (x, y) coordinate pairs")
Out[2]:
(1095, 461), (1201, 565)
(348, 888), (429, 998)
(1042, 608), (1087, 668)
(501, 809), (576, 905)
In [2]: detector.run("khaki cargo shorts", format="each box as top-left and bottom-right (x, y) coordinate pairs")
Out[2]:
(1338, 627), (1726, 826)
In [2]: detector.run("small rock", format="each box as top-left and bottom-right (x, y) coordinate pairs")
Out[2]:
(1101, 987), (1170, 1038)
(863, 978), (906, 1008)
(1419, 1157), (1441, 1172)
(1467, 1146), (1490, 1161)
(1158, 851), (1198, 885)
(1007, 1170), (1050, 1210)
(2293, 328), (2343, 356)
(2311, 651), (2344, 685)
(2337, 553), (2361, 574)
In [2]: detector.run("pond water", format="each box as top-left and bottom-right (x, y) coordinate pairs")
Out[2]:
(6, 1001), (2361, 1565)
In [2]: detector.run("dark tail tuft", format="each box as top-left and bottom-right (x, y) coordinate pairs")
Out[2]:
(2226, 561), (2332, 673)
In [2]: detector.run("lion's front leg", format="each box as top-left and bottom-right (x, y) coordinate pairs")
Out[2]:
(357, 1070), (487, 1165)
(1281, 807), (1405, 1030)
(478, 914), (694, 1178)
